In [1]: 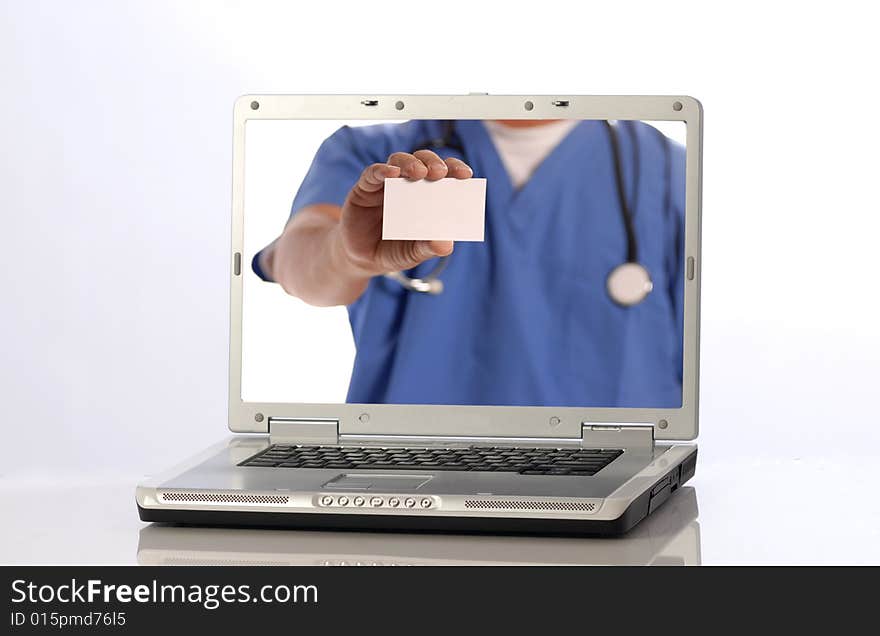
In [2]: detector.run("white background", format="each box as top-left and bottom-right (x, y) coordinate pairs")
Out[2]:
(2, 0), (879, 563)
(240, 119), (360, 405)
(240, 119), (686, 404)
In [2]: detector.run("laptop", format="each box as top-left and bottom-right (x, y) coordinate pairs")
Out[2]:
(137, 94), (702, 536)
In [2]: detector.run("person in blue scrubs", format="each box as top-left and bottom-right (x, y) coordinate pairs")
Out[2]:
(253, 119), (685, 408)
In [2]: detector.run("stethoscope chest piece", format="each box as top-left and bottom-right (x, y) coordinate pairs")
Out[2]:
(606, 262), (653, 307)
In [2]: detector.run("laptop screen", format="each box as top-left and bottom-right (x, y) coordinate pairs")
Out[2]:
(240, 118), (687, 409)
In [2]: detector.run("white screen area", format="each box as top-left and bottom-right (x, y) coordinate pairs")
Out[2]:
(241, 120), (393, 403)
(240, 119), (687, 406)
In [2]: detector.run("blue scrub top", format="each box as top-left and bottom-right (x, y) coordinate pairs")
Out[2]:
(258, 120), (686, 408)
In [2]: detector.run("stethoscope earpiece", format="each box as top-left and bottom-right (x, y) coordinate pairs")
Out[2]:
(606, 262), (653, 307)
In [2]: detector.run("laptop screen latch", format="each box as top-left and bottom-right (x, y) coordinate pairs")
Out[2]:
(581, 424), (654, 453)
(269, 418), (339, 445)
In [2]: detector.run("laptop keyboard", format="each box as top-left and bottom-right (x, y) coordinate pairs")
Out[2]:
(239, 445), (623, 477)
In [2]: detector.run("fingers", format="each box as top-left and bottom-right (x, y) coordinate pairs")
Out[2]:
(387, 152), (428, 180)
(361, 162), (400, 191)
(443, 156), (473, 179)
(388, 150), (474, 182)
(350, 150), (475, 210)
(347, 162), (400, 207)
(413, 150), (448, 181)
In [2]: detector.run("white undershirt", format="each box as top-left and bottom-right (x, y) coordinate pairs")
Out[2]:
(483, 120), (579, 189)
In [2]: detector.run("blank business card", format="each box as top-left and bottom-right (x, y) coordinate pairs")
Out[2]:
(382, 178), (487, 241)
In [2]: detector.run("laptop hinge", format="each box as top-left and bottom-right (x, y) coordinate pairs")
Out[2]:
(581, 423), (654, 452)
(269, 418), (339, 445)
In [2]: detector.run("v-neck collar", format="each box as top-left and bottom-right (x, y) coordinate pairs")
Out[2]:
(456, 119), (603, 206)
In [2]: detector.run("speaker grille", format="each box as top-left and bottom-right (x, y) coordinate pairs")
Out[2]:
(160, 492), (290, 505)
(464, 499), (596, 512)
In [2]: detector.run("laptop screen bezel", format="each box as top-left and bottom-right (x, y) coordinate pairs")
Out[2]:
(228, 94), (703, 441)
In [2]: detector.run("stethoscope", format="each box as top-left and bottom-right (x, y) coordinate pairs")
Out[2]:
(383, 120), (667, 307)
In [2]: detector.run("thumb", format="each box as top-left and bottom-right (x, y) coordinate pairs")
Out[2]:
(427, 240), (454, 257)
(409, 240), (454, 265)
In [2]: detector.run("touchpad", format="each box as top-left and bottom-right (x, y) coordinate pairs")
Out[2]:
(322, 474), (433, 491)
